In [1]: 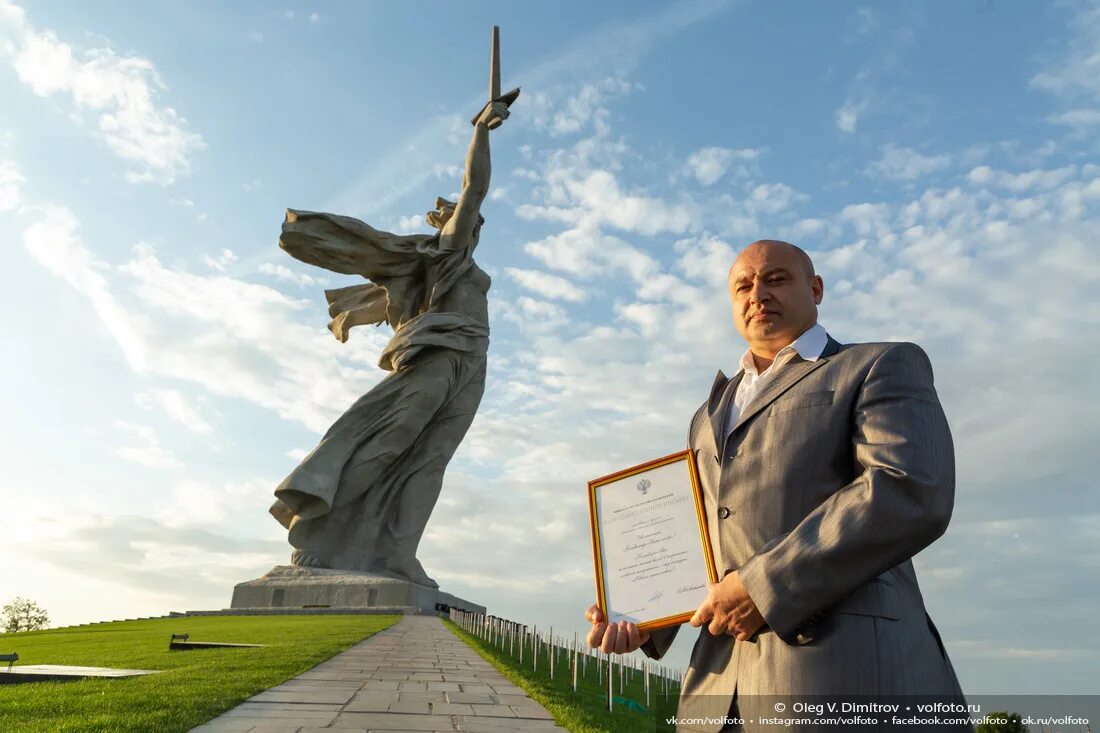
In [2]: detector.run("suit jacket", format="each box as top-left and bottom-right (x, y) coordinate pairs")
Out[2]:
(643, 336), (969, 732)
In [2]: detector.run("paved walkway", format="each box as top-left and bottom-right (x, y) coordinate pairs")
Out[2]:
(190, 615), (567, 733)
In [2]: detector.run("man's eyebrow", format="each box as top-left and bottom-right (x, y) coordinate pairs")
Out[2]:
(761, 267), (792, 278)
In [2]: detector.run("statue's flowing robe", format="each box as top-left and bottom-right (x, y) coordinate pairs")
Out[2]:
(269, 209), (489, 564)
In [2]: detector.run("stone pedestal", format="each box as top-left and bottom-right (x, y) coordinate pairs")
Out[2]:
(229, 565), (485, 615)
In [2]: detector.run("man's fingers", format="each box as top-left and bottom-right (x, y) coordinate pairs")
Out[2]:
(613, 622), (630, 654)
(690, 599), (713, 628)
(625, 622), (642, 651)
(586, 622), (606, 649)
(600, 621), (619, 654)
(708, 616), (726, 637)
(585, 604), (602, 624)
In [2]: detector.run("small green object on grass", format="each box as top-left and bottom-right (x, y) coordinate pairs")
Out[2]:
(613, 695), (647, 712)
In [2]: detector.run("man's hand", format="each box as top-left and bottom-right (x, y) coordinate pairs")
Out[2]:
(689, 571), (766, 641)
(476, 101), (510, 129)
(585, 604), (651, 654)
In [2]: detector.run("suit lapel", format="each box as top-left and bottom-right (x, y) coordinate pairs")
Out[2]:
(707, 369), (743, 455)
(730, 335), (842, 434)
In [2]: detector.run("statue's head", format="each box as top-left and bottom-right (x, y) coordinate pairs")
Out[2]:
(426, 196), (485, 234)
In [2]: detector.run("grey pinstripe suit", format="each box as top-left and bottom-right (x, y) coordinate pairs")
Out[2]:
(644, 335), (969, 732)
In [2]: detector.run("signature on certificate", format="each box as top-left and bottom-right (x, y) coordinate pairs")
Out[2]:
(648, 589), (664, 602)
(676, 583), (705, 594)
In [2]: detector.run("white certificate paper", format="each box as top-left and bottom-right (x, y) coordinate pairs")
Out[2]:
(588, 450), (717, 630)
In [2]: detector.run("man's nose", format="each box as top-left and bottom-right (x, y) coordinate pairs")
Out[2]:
(749, 282), (771, 304)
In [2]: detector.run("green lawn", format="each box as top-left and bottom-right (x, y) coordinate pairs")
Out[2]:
(0, 614), (399, 733)
(445, 619), (679, 733)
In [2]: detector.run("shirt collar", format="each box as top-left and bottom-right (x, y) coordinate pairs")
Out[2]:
(738, 322), (829, 376)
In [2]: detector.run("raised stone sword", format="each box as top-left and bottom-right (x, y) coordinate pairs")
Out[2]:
(470, 25), (520, 129)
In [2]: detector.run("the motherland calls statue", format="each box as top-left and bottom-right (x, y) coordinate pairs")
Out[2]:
(268, 29), (519, 590)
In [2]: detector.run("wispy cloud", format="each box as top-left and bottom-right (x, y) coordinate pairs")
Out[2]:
(0, 0), (204, 184)
(20, 205), (389, 434)
(835, 98), (864, 134)
(866, 144), (951, 181)
(505, 267), (587, 302)
(135, 388), (213, 434)
(0, 158), (23, 210)
(202, 248), (238, 272)
(113, 421), (181, 468)
(684, 146), (761, 186)
(257, 262), (321, 287)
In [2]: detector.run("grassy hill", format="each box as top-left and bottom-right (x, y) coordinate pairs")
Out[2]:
(0, 614), (398, 733)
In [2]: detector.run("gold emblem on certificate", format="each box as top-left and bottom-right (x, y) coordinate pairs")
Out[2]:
(588, 450), (718, 631)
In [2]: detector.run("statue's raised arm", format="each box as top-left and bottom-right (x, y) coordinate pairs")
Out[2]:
(437, 101), (509, 254)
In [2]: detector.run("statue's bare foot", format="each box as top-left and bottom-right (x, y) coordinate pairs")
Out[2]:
(291, 549), (328, 568)
(382, 557), (438, 589)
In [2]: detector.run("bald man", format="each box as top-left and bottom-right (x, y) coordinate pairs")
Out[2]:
(586, 241), (969, 732)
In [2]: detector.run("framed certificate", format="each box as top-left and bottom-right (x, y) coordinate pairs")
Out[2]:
(588, 449), (718, 631)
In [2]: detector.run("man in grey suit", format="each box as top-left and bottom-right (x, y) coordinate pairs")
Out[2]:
(586, 240), (969, 732)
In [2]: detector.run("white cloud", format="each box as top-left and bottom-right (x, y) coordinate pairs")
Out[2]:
(499, 296), (568, 333)
(1046, 108), (1100, 128)
(113, 421), (181, 468)
(519, 169), (699, 236)
(0, 158), (23, 210)
(504, 267), (587, 302)
(0, 1), (204, 184)
(541, 77), (636, 137)
(432, 164), (462, 180)
(202, 248), (238, 272)
(22, 205), (390, 435)
(1030, 2), (1100, 101)
(847, 6), (876, 37)
(685, 146), (760, 186)
(835, 98), (864, 133)
(523, 223), (659, 283)
(158, 478), (274, 529)
(674, 234), (736, 287)
(966, 165), (1076, 192)
(23, 204), (153, 371)
(135, 388), (212, 433)
(743, 182), (807, 215)
(392, 213), (428, 234)
(257, 262), (320, 287)
(867, 144), (951, 181)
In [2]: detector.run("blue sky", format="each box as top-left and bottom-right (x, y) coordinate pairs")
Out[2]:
(2, 0), (1098, 697)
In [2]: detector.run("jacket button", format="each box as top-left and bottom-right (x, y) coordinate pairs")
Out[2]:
(717, 507), (731, 519)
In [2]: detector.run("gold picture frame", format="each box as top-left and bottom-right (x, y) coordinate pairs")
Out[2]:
(588, 449), (718, 631)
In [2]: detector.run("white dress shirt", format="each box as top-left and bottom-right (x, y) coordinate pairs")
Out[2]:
(725, 322), (830, 443)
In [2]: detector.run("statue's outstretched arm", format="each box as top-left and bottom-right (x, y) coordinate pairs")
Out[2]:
(440, 101), (508, 251)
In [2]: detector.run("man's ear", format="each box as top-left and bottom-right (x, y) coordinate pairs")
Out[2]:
(812, 275), (824, 304)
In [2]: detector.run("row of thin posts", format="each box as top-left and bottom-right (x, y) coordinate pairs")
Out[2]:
(447, 609), (684, 713)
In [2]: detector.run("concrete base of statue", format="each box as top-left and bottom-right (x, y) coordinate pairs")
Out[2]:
(227, 565), (486, 615)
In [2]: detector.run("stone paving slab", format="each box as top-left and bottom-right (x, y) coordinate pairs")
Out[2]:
(189, 615), (565, 732)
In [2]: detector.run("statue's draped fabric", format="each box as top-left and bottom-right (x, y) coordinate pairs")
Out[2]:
(269, 209), (489, 575)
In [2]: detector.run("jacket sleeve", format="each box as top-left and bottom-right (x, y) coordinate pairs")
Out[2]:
(737, 342), (955, 643)
(641, 625), (679, 661)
